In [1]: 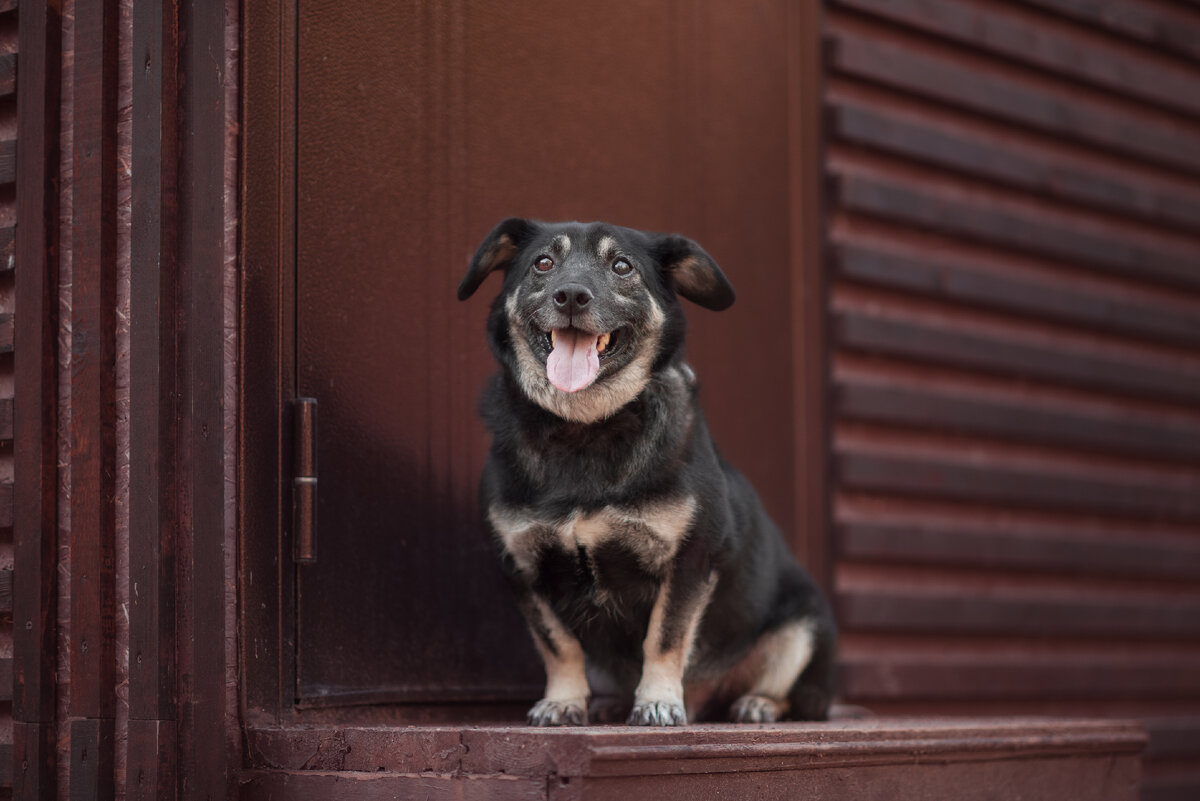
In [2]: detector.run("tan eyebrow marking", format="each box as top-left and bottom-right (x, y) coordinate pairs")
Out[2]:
(597, 235), (617, 261)
(552, 234), (571, 257)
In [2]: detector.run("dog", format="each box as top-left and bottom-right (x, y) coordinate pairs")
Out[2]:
(458, 218), (836, 726)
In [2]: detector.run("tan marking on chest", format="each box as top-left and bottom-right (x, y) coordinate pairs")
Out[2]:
(489, 495), (697, 575)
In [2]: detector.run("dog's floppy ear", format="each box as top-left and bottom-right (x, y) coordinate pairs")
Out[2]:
(457, 217), (538, 301)
(653, 234), (736, 311)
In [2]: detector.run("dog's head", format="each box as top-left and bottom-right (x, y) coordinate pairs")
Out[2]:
(459, 218), (735, 423)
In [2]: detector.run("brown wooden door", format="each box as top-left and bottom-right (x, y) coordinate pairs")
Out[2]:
(293, 0), (808, 707)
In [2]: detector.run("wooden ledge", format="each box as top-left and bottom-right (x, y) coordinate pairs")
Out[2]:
(243, 718), (1146, 800)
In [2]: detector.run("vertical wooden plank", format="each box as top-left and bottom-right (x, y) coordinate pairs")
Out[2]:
(178, 0), (230, 796)
(13, 723), (55, 801)
(239, 0), (291, 724)
(13, 0), (62, 740)
(68, 718), (115, 801)
(70, 0), (120, 725)
(787, 0), (833, 593)
(128, 0), (178, 724)
(125, 719), (177, 801)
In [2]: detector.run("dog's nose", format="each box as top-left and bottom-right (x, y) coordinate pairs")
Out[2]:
(552, 284), (592, 312)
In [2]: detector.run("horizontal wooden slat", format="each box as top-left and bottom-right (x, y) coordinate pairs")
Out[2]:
(834, 377), (1200, 461)
(0, 139), (15, 184)
(0, 226), (13, 272)
(1020, 0), (1200, 64)
(0, 397), (10, 440)
(838, 587), (1200, 638)
(831, 23), (1200, 175)
(0, 53), (12, 97)
(835, 449), (1200, 520)
(834, 167), (1200, 291)
(841, 656), (1200, 700)
(830, 99), (1200, 231)
(1145, 718), (1200, 762)
(832, 239), (1200, 346)
(839, 0), (1200, 117)
(834, 309), (1200, 406)
(838, 519), (1200, 581)
(0, 313), (11, 352)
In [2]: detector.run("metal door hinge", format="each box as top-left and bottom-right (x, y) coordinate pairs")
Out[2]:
(292, 397), (318, 563)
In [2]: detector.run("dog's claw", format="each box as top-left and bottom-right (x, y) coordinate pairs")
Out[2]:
(627, 700), (687, 726)
(527, 698), (588, 727)
(730, 694), (782, 723)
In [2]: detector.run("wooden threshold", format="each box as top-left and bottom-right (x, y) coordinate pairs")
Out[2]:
(242, 717), (1145, 800)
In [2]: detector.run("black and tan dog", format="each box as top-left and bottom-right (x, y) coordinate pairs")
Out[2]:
(458, 218), (835, 726)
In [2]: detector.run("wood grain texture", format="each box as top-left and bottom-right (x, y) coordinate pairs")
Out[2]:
(14, 0), (62, 728)
(0, 397), (12, 440)
(0, 226), (14, 272)
(13, 722), (55, 801)
(125, 719), (176, 801)
(830, 17), (1200, 175)
(68, 718), (114, 801)
(0, 139), (15, 183)
(840, 0), (1200, 117)
(834, 377), (1200, 462)
(832, 238), (1200, 347)
(239, 0), (292, 724)
(69, 0), (119, 723)
(0, 53), (14, 97)
(0, 567), (11, 616)
(176, 0), (231, 796)
(826, 5), (1200, 797)
(128, 0), (178, 729)
(841, 655), (1200, 700)
(834, 308), (1200, 405)
(1020, 0), (1200, 63)
(833, 167), (1200, 291)
(829, 98), (1200, 232)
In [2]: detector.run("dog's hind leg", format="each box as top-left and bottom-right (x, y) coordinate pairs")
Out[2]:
(728, 617), (828, 723)
(522, 595), (591, 726)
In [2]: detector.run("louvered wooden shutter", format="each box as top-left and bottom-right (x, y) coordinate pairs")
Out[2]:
(823, 2), (1200, 799)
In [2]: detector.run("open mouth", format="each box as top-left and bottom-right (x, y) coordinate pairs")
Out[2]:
(538, 326), (625, 393)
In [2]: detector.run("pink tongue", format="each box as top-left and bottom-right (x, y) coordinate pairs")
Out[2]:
(546, 328), (600, 393)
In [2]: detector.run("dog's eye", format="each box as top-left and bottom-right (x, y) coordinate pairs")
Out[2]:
(612, 258), (633, 276)
(534, 256), (554, 272)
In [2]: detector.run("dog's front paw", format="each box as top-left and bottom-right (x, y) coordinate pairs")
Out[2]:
(527, 697), (588, 726)
(729, 693), (782, 723)
(627, 699), (687, 726)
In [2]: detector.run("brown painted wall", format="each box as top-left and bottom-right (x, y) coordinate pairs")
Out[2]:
(823, 2), (1200, 799)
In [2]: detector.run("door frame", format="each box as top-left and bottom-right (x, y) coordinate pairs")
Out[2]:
(238, 0), (832, 726)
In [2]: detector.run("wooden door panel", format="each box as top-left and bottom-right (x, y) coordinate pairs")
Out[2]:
(296, 0), (797, 705)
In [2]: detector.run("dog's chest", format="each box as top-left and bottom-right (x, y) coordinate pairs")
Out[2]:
(488, 496), (696, 578)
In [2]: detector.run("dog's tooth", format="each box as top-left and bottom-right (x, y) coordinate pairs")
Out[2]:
(551, 330), (558, 348)
(597, 333), (610, 353)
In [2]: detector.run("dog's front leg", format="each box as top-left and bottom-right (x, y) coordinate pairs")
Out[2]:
(520, 593), (590, 726)
(628, 539), (717, 726)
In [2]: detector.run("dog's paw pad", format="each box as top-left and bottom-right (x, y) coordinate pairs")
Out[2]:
(627, 700), (687, 726)
(730, 694), (782, 723)
(527, 698), (588, 727)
